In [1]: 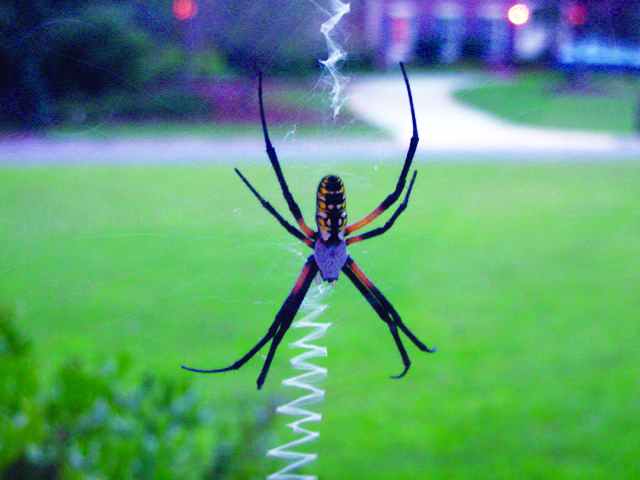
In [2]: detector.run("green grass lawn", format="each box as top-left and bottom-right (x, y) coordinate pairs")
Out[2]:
(1, 159), (639, 479)
(455, 72), (640, 133)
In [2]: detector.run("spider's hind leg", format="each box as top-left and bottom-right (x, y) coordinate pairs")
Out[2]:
(342, 260), (411, 378)
(182, 256), (319, 390)
(342, 257), (436, 379)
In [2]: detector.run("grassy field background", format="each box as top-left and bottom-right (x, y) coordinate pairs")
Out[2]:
(1, 158), (639, 479)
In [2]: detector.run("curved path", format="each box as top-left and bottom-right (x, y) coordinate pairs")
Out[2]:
(347, 72), (639, 157)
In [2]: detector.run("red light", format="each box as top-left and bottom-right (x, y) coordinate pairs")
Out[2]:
(508, 4), (530, 26)
(173, 0), (198, 21)
(568, 5), (588, 25)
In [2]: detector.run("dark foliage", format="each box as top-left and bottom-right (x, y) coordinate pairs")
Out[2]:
(0, 309), (277, 480)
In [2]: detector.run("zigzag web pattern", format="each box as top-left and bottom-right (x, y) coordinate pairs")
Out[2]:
(266, 284), (332, 480)
(267, 2), (349, 477)
(314, 0), (351, 117)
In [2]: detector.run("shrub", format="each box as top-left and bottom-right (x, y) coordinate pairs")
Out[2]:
(0, 310), (275, 480)
(0, 309), (42, 475)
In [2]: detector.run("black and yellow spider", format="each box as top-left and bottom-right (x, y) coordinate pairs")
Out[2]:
(183, 63), (435, 389)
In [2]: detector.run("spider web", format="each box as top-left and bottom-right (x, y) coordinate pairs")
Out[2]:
(2, 0), (637, 391)
(1, 1), (639, 478)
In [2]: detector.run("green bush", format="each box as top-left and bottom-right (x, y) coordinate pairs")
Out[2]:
(0, 2), (225, 130)
(107, 88), (213, 121)
(41, 12), (148, 99)
(0, 309), (42, 475)
(0, 310), (275, 480)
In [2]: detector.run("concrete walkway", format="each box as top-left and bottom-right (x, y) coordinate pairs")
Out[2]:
(1, 73), (638, 165)
(347, 73), (639, 157)
(0, 134), (396, 165)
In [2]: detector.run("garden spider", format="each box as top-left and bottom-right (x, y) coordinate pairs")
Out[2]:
(183, 63), (436, 390)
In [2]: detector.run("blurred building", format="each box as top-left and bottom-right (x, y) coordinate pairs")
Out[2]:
(361, 0), (640, 69)
(556, 0), (640, 70)
(152, 0), (640, 73)
(364, 0), (535, 66)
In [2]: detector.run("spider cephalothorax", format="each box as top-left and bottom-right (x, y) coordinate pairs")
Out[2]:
(183, 63), (436, 390)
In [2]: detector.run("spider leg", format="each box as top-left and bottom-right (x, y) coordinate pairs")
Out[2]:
(345, 62), (419, 236)
(182, 255), (319, 390)
(346, 257), (436, 353)
(347, 170), (417, 245)
(258, 73), (316, 239)
(234, 168), (314, 247)
(342, 261), (411, 378)
(342, 257), (435, 379)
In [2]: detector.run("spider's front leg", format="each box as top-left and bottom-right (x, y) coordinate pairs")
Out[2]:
(345, 62), (419, 236)
(182, 256), (319, 390)
(258, 72), (316, 239)
(234, 168), (314, 247)
(342, 257), (435, 379)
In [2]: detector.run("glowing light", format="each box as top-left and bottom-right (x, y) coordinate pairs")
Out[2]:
(508, 4), (530, 26)
(568, 5), (588, 25)
(173, 0), (198, 21)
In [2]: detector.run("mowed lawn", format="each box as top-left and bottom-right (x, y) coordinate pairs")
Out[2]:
(455, 72), (640, 133)
(1, 159), (639, 479)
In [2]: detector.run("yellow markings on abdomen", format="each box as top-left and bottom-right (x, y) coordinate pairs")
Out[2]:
(316, 175), (347, 239)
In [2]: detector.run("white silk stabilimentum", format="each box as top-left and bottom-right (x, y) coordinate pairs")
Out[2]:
(317, 0), (351, 117)
(266, 284), (332, 480)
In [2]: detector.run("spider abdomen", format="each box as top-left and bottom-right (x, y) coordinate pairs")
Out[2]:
(314, 239), (347, 283)
(316, 175), (347, 243)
